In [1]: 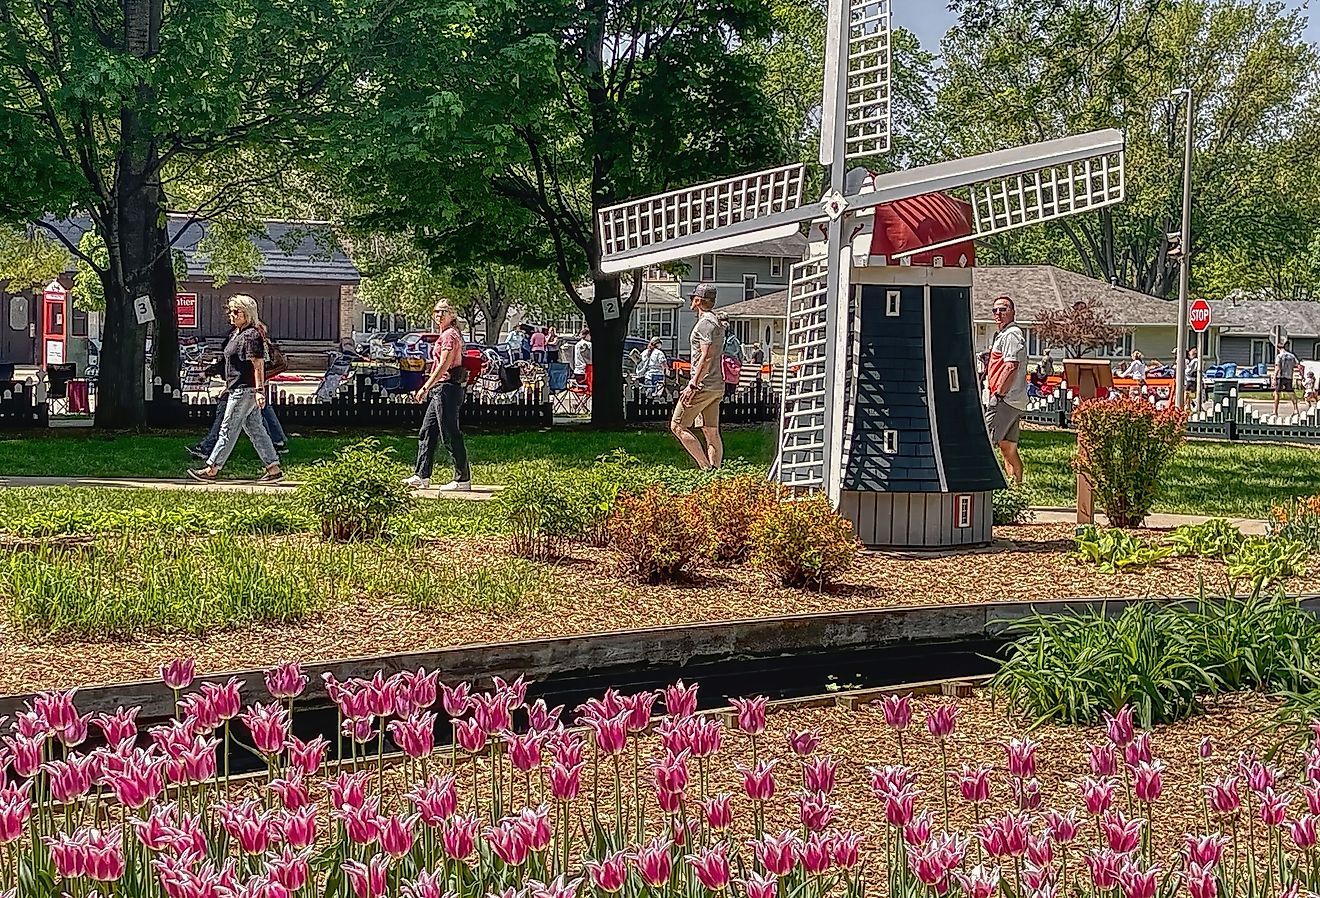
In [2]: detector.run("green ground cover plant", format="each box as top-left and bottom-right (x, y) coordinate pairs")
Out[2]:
(1072, 525), (1174, 572)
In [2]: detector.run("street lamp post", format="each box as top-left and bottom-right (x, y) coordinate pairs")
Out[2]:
(1172, 86), (1194, 408)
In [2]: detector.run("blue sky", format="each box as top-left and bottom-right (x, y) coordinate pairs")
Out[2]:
(893, 1), (1318, 52)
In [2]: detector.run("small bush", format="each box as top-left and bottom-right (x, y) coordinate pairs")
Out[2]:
(1072, 398), (1188, 528)
(696, 475), (780, 564)
(750, 495), (860, 590)
(1072, 525), (1174, 573)
(607, 487), (710, 583)
(494, 465), (590, 560)
(296, 440), (411, 541)
(992, 485), (1035, 525)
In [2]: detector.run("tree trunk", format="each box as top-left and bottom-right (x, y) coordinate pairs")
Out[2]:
(150, 213), (179, 386)
(587, 274), (628, 428)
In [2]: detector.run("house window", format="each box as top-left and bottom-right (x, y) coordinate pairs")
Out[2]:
(699, 254), (715, 281)
(1025, 327), (1044, 358)
(733, 320), (752, 345)
(630, 306), (675, 340)
(362, 312), (411, 333)
(743, 275), (757, 301)
(770, 257), (785, 279)
(1099, 333), (1135, 358)
(1251, 339), (1276, 367)
(71, 308), (88, 338)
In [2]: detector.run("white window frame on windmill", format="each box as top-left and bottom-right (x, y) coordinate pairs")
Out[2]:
(885, 290), (901, 317)
(882, 429), (899, 454)
(956, 495), (973, 529)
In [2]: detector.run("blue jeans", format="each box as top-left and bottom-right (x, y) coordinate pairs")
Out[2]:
(206, 388), (279, 470)
(200, 392), (285, 453)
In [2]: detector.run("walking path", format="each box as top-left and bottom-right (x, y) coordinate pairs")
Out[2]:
(0, 475), (1273, 530)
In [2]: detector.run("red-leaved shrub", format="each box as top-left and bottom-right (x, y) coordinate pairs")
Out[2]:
(696, 475), (780, 564)
(1072, 397), (1188, 528)
(607, 487), (710, 583)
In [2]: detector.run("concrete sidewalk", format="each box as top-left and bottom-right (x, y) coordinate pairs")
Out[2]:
(1029, 507), (1268, 535)
(0, 475), (499, 501)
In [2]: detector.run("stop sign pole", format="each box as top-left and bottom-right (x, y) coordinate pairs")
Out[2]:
(1189, 298), (1212, 407)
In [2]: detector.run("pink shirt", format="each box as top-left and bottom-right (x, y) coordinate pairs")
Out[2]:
(530, 331), (547, 351)
(434, 327), (462, 375)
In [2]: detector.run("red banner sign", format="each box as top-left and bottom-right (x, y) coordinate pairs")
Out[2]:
(176, 293), (198, 329)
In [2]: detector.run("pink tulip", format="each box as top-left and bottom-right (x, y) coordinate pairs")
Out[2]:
(738, 759), (778, 801)
(270, 772), (310, 811)
(1103, 706), (1134, 747)
(1086, 850), (1123, 890)
(1291, 815), (1319, 849)
(440, 682), (471, 718)
(904, 809), (935, 847)
(1306, 784), (1320, 815)
(880, 694), (913, 729)
(1187, 864), (1217, 898)
(94, 707), (139, 746)
(45, 831), (85, 877)
(363, 671), (401, 719)
(264, 661), (308, 700)
(32, 688), (76, 733)
(1199, 737), (1214, 759)
(13, 709), (49, 740)
(884, 786), (919, 827)
(586, 851), (630, 893)
(342, 856), (389, 898)
(504, 731), (544, 772)
(492, 675), (529, 708)
(336, 799), (383, 846)
(1100, 811), (1143, 853)
(1005, 737), (1038, 778)
(130, 804), (178, 852)
(1259, 788), (1291, 827)
(409, 774), (459, 826)
(1118, 864), (1160, 898)
(687, 716), (724, 758)
(731, 696), (768, 735)
(828, 830), (864, 868)
(219, 800), (278, 855)
(517, 804), (553, 852)
(688, 844), (732, 889)
(634, 836), (674, 887)
(4, 734), (43, 778)
(201, 677), (243, 721)
(487, 818), (531, 866)
(287, 736), (329, 777)
(1206, 776), (1241, 815)
(1244, 758), (1279, 794)
(84, 828), (127, 882)
(652, 750), (691, 794)
(750, 831), (800, 876)
(1022, 862), (1054, 893)
(798, 791), (837, 832)
(470, 691), (513, 734)
(803, 756), (839, 794)
(700, 793), (734, 831)
(1013, 777), (1042, 811)
(954, 865), (1001, 898)
(441, 814), (479, 861)
(58, 711), (90, 748)
(452, 718), (487, 754)
(240, 703), (290, 756)
(868, 764), (915, 796)
(389, 712), (437, 760)
(328, 771), (370, 810)
(957, 764), (993, 803)
(526, 875), (582, 898)
(1123, 733), (1153, 768)
(343, 715), (377, 744)
(800, 832), (832, 874)
(379, 814), (418, 858)
(268, 846), (311, 892)
(548, 730), (585, 767)
(161, 658), (197, 690)
(548, 760), (585, 801)
(1088, 743), (1118, 777)
(400, 869), (448, 898)
(587, 711), (629, 755)
(622, 691), (657, 732)
(45, 756), (94, 804)
(107, 750), (165, 809)
(1184, 834), (1228, 867)
(400, 668), (440, 713)
(1044, 809), (1082, 844)
(787, 728), (821, 756)
(0, 784), (33, 843)
(527, 699), (565, 734)
(925, 704), (957, 739)
(979, 812), (1030, 858)
(1026, 833), (1053, 867)
(282, 806), (318, 849)
(739, 872), (779, 898)
(178, 693), (221, 733)
(663, 680), (699, 718)
(1079, 776), (1119, 816)
(657, 787), (683, 814)
(1133, 760), (1165, 803)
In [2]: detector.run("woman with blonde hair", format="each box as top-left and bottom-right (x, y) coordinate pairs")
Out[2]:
(187, 295), (284, 483)
(404, 299), (471, 491)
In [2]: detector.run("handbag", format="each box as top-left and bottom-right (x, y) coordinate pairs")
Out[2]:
(266, 341), (290, 378)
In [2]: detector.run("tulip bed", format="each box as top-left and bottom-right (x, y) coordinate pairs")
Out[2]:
(1, 660), (1319, 898)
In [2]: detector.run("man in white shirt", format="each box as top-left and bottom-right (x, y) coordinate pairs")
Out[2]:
(983, 294), (1028, 485)
(573, 328), (593, 391)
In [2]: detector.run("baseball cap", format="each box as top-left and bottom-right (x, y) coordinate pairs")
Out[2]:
(689, 283), (718, 300)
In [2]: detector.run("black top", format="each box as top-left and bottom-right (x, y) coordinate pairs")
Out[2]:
(218, 326), (266, 393)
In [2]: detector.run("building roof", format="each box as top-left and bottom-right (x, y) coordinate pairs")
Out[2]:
(696, 231), (808, 261)
(46, 216), (360, 284)
(1207, 299), (1320, 339)
(719, 265), (1182, 327)
(577, 281), (682, 305)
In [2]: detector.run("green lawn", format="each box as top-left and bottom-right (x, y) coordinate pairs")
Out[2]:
(0, 426), (1314, 519)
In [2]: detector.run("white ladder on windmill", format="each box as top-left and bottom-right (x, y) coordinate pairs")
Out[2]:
(775, 259), (832, 490)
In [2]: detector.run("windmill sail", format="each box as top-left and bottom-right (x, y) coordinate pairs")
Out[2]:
(597, 163), (807, 273)
(821, 0), (892, 166)
(774, 258), (833, 491)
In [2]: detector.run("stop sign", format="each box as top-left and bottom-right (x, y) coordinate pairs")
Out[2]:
(1190, 298), (1212, 333)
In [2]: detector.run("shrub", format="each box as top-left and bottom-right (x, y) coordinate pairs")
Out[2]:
(992, 484), (1035, 525)
(494, 465), (592, 560)
(1268, 494), (1320, 551)
(1167, 518), (1245, 558)
(1073, 525), (1174, 573)
(1225, 537), (1308, 589)
(1071, 397), (1188, 528)
(606, 487), (709, 583)
(750, 495), (860, 590)
(696, 475), (780, 564)
(296, 440), (411, 541)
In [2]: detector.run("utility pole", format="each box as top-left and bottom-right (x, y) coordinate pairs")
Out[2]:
(1172, 86), (1194, 408)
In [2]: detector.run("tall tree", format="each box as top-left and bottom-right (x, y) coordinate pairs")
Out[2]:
(939, 0), (1320, 299)
(340, 0), (782, 427)
(0, 0), (376, 426)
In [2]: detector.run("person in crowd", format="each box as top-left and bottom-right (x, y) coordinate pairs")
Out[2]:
(574, 327), (593, 391)
(983, 294), (1027, 485)
(189, 323), (289, 460)
(404, 301), (472, 492)
(530, 326), (547, 364)
(505, 326), (526, 361)
(721, 345), (742, 399)
(545, 326), (561, 364)
(1273, 340), (1300, 416)
(1183, 346), (1201, 405)
(1120, 351), (1154, 387)
(751, 343), (766, 385)
(671, 283), (727, 470)
(1305, 368), (1318, 404)
(635, 336), (668, 397)
(187, 295), (284, 483)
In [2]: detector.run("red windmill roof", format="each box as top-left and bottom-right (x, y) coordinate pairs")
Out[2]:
(870, 192), (977, 268)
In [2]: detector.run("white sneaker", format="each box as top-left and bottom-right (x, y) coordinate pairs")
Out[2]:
(402, 475), (431, 489)
(439, 480), (472, 492)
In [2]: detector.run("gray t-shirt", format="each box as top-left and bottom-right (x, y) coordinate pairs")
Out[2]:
(690, 311), (727, 391)
(1277, 350), (1298, 380)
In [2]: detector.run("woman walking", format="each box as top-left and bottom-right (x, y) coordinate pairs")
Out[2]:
(404, 301), (472, 491)
(187, 295), (284, 483)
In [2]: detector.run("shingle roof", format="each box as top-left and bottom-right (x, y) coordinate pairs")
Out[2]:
(577, 281), (682, 304)
(720, 265), (1182, 327)
(1207, 299), (1320, 338)
(710, 232), (809, 260)
(45, 216), (359, 284)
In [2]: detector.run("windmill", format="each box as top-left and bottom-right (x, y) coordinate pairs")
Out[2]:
(597, 0), (1126, 549)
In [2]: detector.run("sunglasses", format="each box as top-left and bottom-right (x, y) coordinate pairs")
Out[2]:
(992, 307), (1011, 314)
(227, 309), (241, 316)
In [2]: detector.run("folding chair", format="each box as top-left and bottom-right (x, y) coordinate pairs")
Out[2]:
(45, 363), (76, 415)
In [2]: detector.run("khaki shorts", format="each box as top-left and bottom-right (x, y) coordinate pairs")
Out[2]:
(985, 400), (1023, 444)
(672, 388), (723, 429)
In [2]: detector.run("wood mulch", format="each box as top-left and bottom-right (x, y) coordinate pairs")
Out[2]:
(1, 524), (1315, 696)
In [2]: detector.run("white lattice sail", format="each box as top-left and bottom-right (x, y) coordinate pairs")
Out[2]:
(774, 259), (832, 491)
(597, 164), (806, 272)
(845, 0), (892, 161)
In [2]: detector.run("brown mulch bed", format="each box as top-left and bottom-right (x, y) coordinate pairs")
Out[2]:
(1, 523), (1314, 696)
